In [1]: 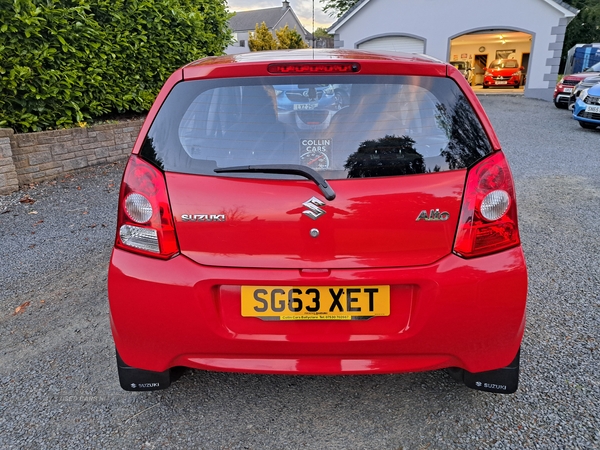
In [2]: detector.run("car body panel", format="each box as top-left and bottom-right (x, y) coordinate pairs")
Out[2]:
(109, 246), (527, 375)
(167, 170), (465, 269)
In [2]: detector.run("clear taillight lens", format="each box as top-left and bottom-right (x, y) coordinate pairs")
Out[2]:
(115, 156), (179, 259)
(119, 225), (159, 253)
(453, 151), (520, 258)
(124, 193), (153, 223)
(480, 190), (510, 221)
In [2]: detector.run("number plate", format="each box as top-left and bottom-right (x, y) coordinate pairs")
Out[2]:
(241, 286), (390, 320)
(563, 88), (573, 93)
(585, 105), (600, 114)
(495, 81), (508, 85)
(294, 103), (318, 110)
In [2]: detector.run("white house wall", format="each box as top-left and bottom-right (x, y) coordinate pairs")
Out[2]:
(331, 0), (574, 100)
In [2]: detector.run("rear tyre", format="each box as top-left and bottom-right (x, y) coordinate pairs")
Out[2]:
(116, 350), (172, 391)
(482, 85), (489, 89)
(579, 121), (598, 129)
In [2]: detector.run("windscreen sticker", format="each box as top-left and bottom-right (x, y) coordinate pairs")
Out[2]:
(300, 139), (332, 170)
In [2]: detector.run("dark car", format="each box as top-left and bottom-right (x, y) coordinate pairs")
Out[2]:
(483, 59), (524, 88)
(108, 49), (527, 394)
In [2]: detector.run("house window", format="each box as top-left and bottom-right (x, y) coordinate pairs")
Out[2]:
(239, 39), (245, 47)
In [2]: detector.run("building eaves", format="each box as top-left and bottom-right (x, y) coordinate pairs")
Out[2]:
(328, 0), (578, 33)
(549, 0), (578, 15)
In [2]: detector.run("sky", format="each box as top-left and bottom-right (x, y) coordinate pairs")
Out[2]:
(226, 0), (334, 31)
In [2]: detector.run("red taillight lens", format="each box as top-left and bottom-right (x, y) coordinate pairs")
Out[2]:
(453, 151), (520, 258)
(115, 155), (179, 259)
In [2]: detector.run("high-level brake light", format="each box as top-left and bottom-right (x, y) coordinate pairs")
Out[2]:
(267, 63), (361, 74)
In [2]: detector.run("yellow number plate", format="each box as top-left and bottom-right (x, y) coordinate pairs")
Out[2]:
(241, 286), (390, 320)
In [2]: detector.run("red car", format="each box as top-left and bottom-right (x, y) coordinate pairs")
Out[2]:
(554, 61), (600, 108)
(483, 59), (524, 89)
(108, 49), (527, 394)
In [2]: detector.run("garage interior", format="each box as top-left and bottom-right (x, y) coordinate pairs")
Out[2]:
(450, 30), (533, 87)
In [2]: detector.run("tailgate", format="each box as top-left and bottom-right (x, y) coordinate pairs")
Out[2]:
(166, 170), (466, 269)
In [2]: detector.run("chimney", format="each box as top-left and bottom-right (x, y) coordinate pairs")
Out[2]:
(282, 1), (290, 11)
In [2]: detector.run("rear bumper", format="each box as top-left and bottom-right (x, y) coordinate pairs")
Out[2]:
(483, 76), (521, 87)
(108, 247), (527, 375)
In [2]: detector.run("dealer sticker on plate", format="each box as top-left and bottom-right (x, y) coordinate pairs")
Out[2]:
(241, 286), (390, 320)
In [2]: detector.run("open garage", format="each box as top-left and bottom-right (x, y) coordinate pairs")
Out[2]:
(450, 30), (533, 88)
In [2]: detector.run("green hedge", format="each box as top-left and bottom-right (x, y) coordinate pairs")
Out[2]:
(0, 0), (232, 132)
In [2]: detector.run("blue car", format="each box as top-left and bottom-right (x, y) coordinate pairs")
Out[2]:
(573, 82), (600, 129)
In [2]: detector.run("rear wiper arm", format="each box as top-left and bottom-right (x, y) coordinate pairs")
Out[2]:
(214, 164), (336, 201)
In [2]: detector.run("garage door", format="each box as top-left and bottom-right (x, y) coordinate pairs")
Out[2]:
(358, 36), (424, 53)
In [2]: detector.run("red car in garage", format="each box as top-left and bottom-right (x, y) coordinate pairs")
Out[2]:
(483, 59), (524, 88)
(108, 49), (528, 394)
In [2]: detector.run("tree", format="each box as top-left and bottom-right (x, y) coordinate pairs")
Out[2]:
(276, 25), (308, 49)
(249, 23), (308, 51)
(248, 22), (278, 51)
(313, 27), (332, 39)
(320, 0), (360, 18)
(562, 1), (600, 70)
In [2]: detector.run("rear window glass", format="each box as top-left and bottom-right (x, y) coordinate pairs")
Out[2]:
(142, 75), (492, 179)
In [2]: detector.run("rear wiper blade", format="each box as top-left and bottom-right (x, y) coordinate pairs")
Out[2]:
(214, 164), (336, 201)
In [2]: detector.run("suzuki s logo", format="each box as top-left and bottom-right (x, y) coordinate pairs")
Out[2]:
(302, 197), (326, 220)
(416, 209), (450, 222)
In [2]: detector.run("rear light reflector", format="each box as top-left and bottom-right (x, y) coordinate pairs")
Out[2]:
(124, 193), (153, 223)
(119, 225), (159, 253)
(115, 156), (179, 259)
(480, 190), (510, 221)
(268, 63), (361, 74)
(453, 151), (520, 258)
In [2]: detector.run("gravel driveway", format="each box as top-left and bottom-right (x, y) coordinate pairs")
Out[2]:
(1, 95), (599, 449)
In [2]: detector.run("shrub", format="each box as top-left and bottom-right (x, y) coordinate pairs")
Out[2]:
(0, 0), (232, 132)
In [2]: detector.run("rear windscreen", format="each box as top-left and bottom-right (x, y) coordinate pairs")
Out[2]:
(141, 75), (493, 179)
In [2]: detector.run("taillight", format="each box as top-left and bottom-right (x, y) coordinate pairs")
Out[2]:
(115, 155), (179, 259)
(453, 151), (520, 258)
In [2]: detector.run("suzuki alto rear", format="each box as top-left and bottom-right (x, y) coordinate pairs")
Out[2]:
(108, 49), (527, 394)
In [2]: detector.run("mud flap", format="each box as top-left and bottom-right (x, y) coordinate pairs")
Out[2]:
(116, 351), (171, 391)
(463, 349), (520, 394)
